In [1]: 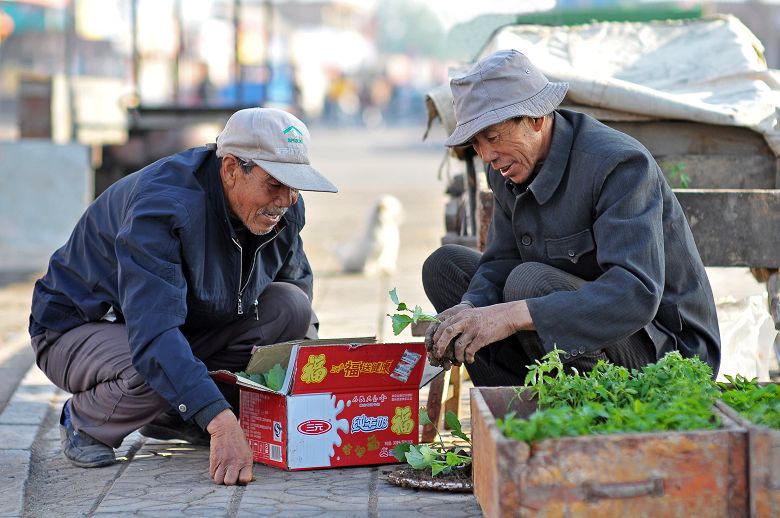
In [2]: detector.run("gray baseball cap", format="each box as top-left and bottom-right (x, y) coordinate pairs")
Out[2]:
(216, 108), (338, 193)
(445, 49), (569, 147)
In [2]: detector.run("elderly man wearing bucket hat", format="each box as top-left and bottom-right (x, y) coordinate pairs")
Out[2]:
(423, 49), (720, 383)
(29, 108), (337, 484)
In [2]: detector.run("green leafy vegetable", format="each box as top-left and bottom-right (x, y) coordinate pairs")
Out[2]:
(387, 288), (440, 335)
(392, 407), (471, 477)
(235, 362), (287, 392)
(264, 363), (287, 392)
(719, 374), (780, 429)
(498, 350), (720, 443)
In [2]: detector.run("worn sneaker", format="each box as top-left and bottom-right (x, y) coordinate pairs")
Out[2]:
(59, 401), (116, 468)
(139, 412), (210, 446)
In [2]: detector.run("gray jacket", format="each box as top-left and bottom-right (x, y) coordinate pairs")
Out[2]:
(463, 109), (720, 372)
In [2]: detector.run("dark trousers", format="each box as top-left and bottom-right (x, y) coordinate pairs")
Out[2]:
(421, 244), (656, 386)
(31, 282), (313, 447)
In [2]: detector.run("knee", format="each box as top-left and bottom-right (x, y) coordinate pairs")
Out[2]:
(422, 244), (466, 287)
(260, 283), (313, 339)
(504, 262), (569, 301)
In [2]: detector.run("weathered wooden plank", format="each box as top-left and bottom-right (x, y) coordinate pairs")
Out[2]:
(674, 189), (780, 268)
(472, 387), (749, 518)
(717, 400), (780, 518)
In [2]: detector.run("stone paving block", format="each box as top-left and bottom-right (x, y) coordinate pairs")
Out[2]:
(374, 470), (482, 517)
(238, 464), (373, 516)
(0, 449), (30, 517)
(0, 423), (39, 450)
(94, 442), (234, 516)
(24, 403), (146, 517)
(0, 364), (57, 425)
(0, 391), (56, 425)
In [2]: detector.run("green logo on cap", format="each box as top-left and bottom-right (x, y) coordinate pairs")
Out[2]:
(284, 125), (303, 144)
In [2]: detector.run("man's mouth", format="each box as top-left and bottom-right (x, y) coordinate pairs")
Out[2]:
(259, 208), (287, 219)
(495, 163), (513, 175)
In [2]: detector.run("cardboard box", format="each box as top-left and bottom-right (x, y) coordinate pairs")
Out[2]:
(716, 398), (780, 518)
(211, 339), (439, 470)
(471, 387), (749, 518)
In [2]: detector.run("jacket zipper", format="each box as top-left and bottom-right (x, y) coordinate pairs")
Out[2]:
(232, 233), (279, 316)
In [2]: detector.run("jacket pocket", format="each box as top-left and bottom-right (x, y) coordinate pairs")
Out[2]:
(545, 229), (595, 264)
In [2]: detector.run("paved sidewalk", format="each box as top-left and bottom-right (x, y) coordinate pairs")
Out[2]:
(3, 361), (480, 518)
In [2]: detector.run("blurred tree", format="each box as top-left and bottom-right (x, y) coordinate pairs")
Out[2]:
(375, 0), (446, 58)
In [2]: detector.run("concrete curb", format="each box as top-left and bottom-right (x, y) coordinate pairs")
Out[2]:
(0, 363), (58, 516)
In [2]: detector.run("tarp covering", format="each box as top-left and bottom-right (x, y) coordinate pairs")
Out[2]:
(428, 15), (780, 156)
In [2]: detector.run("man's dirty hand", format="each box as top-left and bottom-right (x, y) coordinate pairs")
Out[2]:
(432, 301), (534, 364)
(207, 409), (254, 486)
(424, 302), (472, 368)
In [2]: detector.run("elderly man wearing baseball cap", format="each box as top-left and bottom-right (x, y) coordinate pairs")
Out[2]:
(423, 49), (720, 384)
(29, 108), (336, 485)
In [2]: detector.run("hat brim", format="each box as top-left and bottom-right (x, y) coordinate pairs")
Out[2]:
(252, 159), (338, 193)
(444, 81), (569, 147)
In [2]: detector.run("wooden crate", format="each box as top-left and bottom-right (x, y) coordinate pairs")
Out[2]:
(471, 387), (749, 517)
(716, 400), (780, 517)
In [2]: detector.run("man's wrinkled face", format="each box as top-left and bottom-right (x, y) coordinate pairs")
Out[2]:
(470, 117), (545, 185)
(221, 155), (300, 235)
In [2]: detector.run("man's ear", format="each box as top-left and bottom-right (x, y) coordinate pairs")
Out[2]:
(530, 116), (545, 132)
(220, 155), (239, 188)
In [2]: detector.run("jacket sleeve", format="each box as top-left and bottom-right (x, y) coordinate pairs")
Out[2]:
(462, 172), (523, 308)
(526, 150), (665, 352)
(115, 193), (226, 421)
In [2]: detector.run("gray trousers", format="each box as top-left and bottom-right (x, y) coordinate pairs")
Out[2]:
(31, 282), (313, 447)
(422, 244), (656, 386)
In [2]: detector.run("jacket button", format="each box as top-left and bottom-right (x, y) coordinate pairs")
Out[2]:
(563, 353), (571, 360)
(567, 249), (576, 257)
(178, 404), (187, 413)
(579, 348), (586, 354)
(521, 234), (532, 246)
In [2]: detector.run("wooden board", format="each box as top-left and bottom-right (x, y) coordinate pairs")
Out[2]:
(716, 400), (780, 518)
(471, 387), (749, 518)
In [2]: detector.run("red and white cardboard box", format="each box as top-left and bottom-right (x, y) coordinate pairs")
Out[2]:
(210, 339), (439, 470)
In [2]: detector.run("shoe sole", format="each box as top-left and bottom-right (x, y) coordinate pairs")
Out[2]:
(65, 455), (117, 468)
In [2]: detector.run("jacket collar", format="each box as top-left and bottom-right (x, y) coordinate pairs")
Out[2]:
(524, 111), (573, 205)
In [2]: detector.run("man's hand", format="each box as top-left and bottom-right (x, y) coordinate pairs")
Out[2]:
(424, 303), (473, 370)
(431, 301), (534, 364)
(206, 409), (254, 485)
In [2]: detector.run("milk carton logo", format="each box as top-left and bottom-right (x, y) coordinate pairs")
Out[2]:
(351, 414), (389, 433)
(297, 419), (333, 435)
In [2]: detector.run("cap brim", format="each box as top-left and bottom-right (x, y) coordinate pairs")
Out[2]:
(444, 81), (568, 147)
(252, 159), (338, 193)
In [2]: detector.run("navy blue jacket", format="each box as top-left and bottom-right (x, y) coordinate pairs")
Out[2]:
(464, 110), (720, 372)
(29, 147), (313, 421)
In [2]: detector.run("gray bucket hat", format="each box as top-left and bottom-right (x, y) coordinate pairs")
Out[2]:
(216, 108), (338, 193)
(445, 49), (569, 147)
